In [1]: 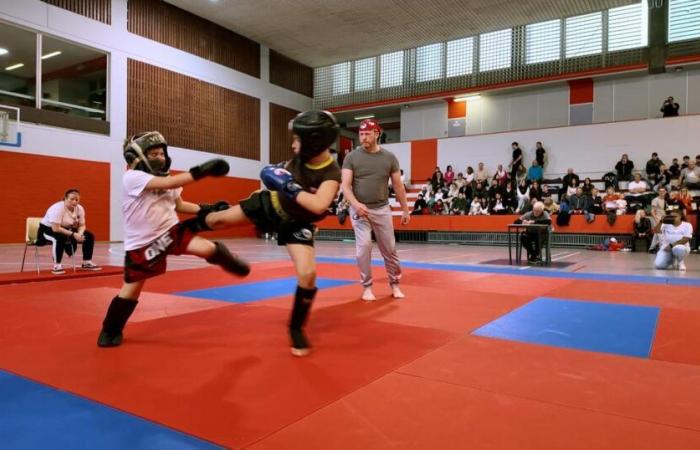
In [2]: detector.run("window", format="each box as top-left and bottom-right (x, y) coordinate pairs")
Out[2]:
(479, 29), (512, 71)
(526, 19), (561, 63)
(565, 12), (602, 57)
(354, 57), (375, 91)
(416, 43), (443, 82)
(446, 37), (474, 77)
(380, 51), (404, 88)
(669, 0), (700, 42)
(40, 35), (107, 120)
(332, 62), (350, 95)
(0, 22), (37, 108)
(608, 0), (648, 51)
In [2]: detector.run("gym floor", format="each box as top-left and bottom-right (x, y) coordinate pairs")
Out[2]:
(1, 239), (699, 449)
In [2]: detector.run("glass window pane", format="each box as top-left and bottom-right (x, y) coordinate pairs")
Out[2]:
(0, 22), (37, 108)
(608, 0), (648, 51)
(354, 57), (375, 91)
(332, 62), (350, 95)
(40, 35), (107, 120)
(565, 12), (602, 57)
(416, 43), (443, 82)
(479, 29), (512, 71)
(446, 37), (474, 77)
(380, 51), (403, 88)
(669, 0), (700, 42)
(526, 19), (561, 64)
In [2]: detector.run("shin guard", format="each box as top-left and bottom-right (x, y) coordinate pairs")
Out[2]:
(289, 285), (318, 356)
(97, 296), (138, 347)
(206, 241), (251, 276)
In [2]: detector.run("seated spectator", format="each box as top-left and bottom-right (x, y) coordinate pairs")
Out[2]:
(430, 169), (445, 192)
(633, 210), (654, 252)
(493, 164), (509, 189)
(464, 166), (475, 185)
(475, 162), (490, 186)
(681, 155), (691, 171)
(516, 179), (530, 213)
(543, 197), (559, 214)
(432, 199), (447, 215)
(489, 192), (508, 215)
(447, 182), (460, 200)
(651, 187), (668, 224)
(561, 168), (580, 196)
(412, 193), (428, 215)
(503, 183), (517, 211)
(566, 177), (579, 198)
(589, 187), (603, 214)
(444, 165), (455, 184)
(654, 209), (692, 271)
(473, 181), (487, 200)
(527, 161), (543, 183)
(535, 141), (547, 168)
(569, 187), (595, 223)
(469, 197), (488, 215)
(646, 152), (664, 183)
(454, 172), (467, 191)
(680, 160), (700, 189)
(615, 153), (635, 185)
(624, 172), (652, 209)
(426, 192), (436, 210)
(677, 186), (695, 218)
(696, 154), (700, 166)
(451, 192), (468, 215)
(654, 164), (672, 192)
(603, 186), (624, 224)
(37, 188), (101, 274)
(660, 96), (680, 117)
(528, 180), (543, 201)
(515, 201), (551, 264)
(581, 177), (594, 195)
(669, 158), (681, 178)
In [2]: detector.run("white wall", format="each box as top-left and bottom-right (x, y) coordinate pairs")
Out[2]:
(400, 102), (447, 141)
(382, 141), (411, 183)
(0, 0), (312, 240)
(437, 114), (700, 180)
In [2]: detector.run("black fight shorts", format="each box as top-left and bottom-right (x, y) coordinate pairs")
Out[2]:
(240, 190), (316, 247)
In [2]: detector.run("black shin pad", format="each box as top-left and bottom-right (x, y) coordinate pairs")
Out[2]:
(206, 241), (251, 276)
(289, 285), (318, 352)
(97, 296), (138, 347)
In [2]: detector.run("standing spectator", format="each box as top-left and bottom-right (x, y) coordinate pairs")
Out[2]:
(615, 154), (635, 185)
(660, 96), (680, 117)
(444, 165), (455, 184)
(37, 188), (101, 274)
(475, 162), (490, 186)
(654, 209), (692, 271)
(681, 160), (700, 189)
(342, 118), (410, 302)
(527, 161), (543, 183)
(509, 142), (524, 185)
(535, 141), (547, 168)
(651, 187), (668, 224)
(645, 152), (664, 183)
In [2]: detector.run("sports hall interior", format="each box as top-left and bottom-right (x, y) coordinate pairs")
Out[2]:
(2, 1), (700, 449)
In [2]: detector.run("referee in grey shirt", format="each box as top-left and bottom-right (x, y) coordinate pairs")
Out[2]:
(342, 119), (410, 301)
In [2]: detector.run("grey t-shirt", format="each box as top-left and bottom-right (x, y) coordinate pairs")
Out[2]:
(343, 146), (400, 209)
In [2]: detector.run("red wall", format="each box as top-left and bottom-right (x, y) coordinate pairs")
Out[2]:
(1, 151), (111, 244)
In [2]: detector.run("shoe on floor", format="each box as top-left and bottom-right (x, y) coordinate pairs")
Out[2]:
(80, 262), (102, 271)
(51, 265), (65, 275)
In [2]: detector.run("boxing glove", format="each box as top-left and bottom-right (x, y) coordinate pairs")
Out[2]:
(260, 165), (303, 200)
(190, 159), (229, 180)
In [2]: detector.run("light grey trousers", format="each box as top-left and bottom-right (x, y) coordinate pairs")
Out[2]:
(350, 204), (402, 288)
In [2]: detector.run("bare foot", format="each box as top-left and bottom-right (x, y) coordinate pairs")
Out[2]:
(391, 285), (405, 299)
(362, 288), (377, 302)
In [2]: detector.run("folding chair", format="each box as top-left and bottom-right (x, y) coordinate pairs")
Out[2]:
(20, 217), (76, 274)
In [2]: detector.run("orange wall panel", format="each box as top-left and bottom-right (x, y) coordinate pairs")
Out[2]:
(568, 78), (594, 105)
(1, 151), (110, 244)
(447, 99), (467, 119)
(411, 139), (438, 183)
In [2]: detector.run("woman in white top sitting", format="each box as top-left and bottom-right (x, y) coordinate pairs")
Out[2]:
(37, 188), (101, 274)
(654, 208), (693, 271)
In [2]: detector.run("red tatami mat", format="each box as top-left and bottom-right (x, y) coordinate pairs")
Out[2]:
(651, 308), (700, 366)
(0, 265), (123, 285)
(0, 299), (456, 448)
(248, 372), (700, 450)
(397, 335), (700, 431)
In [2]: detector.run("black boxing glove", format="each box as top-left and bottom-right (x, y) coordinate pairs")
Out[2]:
(190, 159), (229, 180)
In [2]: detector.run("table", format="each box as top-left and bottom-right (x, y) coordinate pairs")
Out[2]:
(507, 223), (552, 266)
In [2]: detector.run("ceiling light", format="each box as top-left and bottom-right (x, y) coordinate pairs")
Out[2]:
(41, 51), (62, 60)
(0, 48), (8, 56)
(5, 63), (24, 71)
(454, 94), (481, 102)
(353, 114), (375, 120)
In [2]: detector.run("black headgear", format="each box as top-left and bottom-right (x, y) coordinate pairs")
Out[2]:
(291, 110), (339, 161)
(123, 131), (171, 176)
